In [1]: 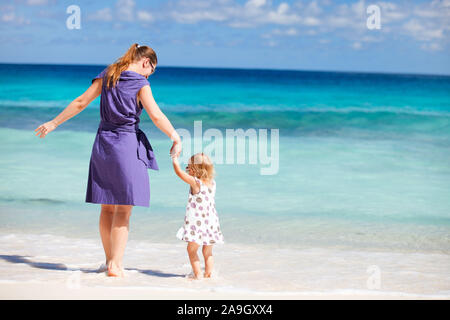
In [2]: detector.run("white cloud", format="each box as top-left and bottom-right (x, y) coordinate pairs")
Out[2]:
(178, 0), (215, 9)
(1, 12), (15, 22)
(137, 11), (154, 23)
(350, 0), (366, 17)
(266, 39), (277, 47)
(26, 0), (49, 5)
(171, 10), (228, 23)
(264, 27), (299, 38)
(1, 9), (31, 25)
(360, 35), (383, 43)
(413, 9), (441, 18)
(277, 3), (289, 15)
(285, 27), (298, 35)
(168, 0), (231, 23)
(421, 42), (443, 51)
(88, 8), (113, 22)
(192, 39), (215, 46)
(352, 41), (362, 50)
(116, 0), (135, 21)
(303, 16), (321, 26)
(327, 16), (353, 28)
(245, 0), (267, 9)
(43, 0), (449, 53)
(167, 0), (302, 27)
(407, 0), (450, 42)
(88, 0), (155, 25)
(264, 3), (301, 25)
(403, 19), (444, 41)
(160, 0), (449, 52)
(376, 2), (407, 23)
(305, 0), (322, 16)
(228, 21), (255, 28)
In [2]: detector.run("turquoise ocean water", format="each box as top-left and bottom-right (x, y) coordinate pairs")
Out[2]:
(0, 63), (449, 252)
(1, 64), (450, 295)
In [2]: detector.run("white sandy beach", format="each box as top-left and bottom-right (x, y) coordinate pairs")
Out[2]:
(1, 282), (444, 300)
(0, 233), (448, 300)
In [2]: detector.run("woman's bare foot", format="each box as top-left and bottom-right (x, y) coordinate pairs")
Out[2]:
(107, 261), (124, 277)
(108, 267), (124, 277)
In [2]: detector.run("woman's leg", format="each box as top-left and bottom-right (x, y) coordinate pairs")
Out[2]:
(187, 242), (202, 279)
(99, 204), (116, 265)
(202, 245), (214, 278)
(108, 204), (133, 277)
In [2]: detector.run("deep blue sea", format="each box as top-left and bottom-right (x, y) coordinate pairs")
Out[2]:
(0, 63), (449, 251)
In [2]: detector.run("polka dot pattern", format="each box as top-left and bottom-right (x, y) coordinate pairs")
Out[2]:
(176, 177), (224, 245)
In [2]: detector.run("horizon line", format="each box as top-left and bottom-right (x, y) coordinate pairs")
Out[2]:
(0, 61), (449, 78)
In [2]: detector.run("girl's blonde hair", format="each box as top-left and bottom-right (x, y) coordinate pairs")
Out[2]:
(189, 153), (215, 182)
(105, 43), (157, 89)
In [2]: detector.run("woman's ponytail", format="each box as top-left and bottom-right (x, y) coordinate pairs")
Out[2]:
(105, 43), (140, 88)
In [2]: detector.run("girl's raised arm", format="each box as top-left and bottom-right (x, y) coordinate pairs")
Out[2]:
(138, 84), (182, 158)
(172, 156), (200, 194)
(34, 78), (102, 138)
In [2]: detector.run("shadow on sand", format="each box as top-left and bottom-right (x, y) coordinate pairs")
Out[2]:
(0, 254), (185, 278)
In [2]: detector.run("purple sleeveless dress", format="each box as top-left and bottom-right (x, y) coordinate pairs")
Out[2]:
(85, 69), (159, 207)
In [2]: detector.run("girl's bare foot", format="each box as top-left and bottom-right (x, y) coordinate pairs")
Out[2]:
(204, 269), (218, 279)
(186, 271), (202, 280)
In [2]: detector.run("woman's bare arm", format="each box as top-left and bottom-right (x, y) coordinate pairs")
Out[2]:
(138, 85), (180, 141)
(138, 84), (182, 157)
(34, 78), (102, 138)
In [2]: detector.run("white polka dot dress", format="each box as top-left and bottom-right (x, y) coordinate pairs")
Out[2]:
(176, 177), (224, 245)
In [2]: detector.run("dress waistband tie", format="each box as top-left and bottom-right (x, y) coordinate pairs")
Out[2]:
(97, 120), (159, 171)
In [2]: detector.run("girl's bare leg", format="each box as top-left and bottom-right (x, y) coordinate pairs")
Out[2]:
(187, 242), (202, 279)
(202, 245), (214, 278)
(108, 204), (133, 277)
(99, 204), (115, 266)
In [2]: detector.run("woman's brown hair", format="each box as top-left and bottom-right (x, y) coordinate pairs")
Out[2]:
(105, 43), (157, 89)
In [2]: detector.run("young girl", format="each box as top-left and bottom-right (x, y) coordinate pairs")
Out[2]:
(172, 152), (224, 279)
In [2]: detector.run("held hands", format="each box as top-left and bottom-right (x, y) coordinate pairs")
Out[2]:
(170, 130), (182, 159)
(34, 120), (58, 138)
(170, 140), (182, 159)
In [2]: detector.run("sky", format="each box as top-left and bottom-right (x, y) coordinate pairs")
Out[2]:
(0, 0), (449, 75)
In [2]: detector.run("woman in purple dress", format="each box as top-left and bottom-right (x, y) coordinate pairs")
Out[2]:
(34, 43), (182, 277)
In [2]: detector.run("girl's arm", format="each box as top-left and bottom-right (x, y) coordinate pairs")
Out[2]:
(34, 78), (102, 138)
(138, 85), (182, 158)
(172, 156), (200, 194)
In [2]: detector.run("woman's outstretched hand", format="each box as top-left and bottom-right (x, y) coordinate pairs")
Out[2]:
(34, 120), (58, 138)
